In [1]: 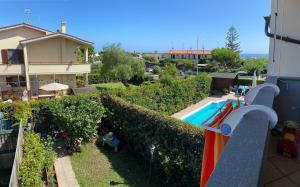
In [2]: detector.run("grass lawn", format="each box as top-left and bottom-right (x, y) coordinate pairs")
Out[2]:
(93, 82), (126, 91)
(70, 144), (154, 187)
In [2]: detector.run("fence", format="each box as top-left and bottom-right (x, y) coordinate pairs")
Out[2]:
(0, 130), (18, 153)
(8, 124), (24, 187)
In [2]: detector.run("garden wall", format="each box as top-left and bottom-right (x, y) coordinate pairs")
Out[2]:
(102, 95), (204, 187)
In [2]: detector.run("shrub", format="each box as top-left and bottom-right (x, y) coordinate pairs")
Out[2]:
(102, 95), (204, 186)
(237, 78), (265, 86)
(153, 65), (161, 74)
(46, 95), (105, 142)
(122, 74), (212, 115)
(19, 132), (45, 187)
(0, 101), (33, 125)
(160, 64), (179, 78)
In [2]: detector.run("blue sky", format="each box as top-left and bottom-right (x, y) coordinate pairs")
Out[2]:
(0, 0), (271, 53)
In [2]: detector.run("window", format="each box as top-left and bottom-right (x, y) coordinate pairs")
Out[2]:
(7, 50), (21, 64)
(6, 76), (26, 87)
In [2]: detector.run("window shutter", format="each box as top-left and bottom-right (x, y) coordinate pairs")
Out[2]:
(1, 49), (8, 64)
(19, 50), (24, 64)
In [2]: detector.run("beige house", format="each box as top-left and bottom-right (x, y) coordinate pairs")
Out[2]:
(165, 49), (212, 62)
(0, 22), (91, 97)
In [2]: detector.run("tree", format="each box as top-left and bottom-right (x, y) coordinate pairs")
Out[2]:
(211, 48), (239, 68)
(226, 26), (241, 54)
(160, 64), (179, 78)
(100, 44), (145, 84)
(242, 58), (268, 73)
(176, 59), (196, 71)
(153, 65), (161, 74)
(143, 55), (159, 66)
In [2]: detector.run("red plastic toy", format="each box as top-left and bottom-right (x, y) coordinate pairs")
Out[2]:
(277, 123), (299, 158)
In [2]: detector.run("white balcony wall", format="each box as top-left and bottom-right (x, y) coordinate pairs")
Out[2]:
(268, 0), (300, 78)
(0, 64), (24, 75)
(28, 64), (90, 75)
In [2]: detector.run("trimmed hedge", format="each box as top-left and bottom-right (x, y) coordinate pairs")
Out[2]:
(237, 78), (265, 86)
(122, 74), (211, 115)
(102, 95), (204, 186)
(19, 132), (45, 187)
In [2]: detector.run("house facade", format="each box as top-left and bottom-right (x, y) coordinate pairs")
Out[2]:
(165, 49), (212, 62)
(266, 0), (300, 122)
(0, 22), (91, 97)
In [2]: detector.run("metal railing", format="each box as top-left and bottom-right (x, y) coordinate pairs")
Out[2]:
(8, 124), (24, 187)
(0, 130), (18, 153)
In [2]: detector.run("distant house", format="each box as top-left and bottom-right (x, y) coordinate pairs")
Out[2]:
(165, 49), (212, 62)
(0, 22), (92, 97)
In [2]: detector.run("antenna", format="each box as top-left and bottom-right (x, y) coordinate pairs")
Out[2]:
(24, 9), (31, 23)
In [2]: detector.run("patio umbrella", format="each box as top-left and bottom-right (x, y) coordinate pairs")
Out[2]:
(39, 82), (69, 91)
(252, 71), (257, 88)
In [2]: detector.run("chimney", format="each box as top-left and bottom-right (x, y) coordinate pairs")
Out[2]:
(60, 21), (66, 33)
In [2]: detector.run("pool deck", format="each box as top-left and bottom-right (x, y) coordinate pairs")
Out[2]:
(172, 93), (243, 120)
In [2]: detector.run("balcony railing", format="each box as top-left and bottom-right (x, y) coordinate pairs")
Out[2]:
(28, 63), (91, 75)
(0, 64), (24, 75)
(207, 80), (278, 187)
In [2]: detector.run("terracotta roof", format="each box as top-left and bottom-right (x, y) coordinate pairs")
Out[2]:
(168, 50), (211, 55)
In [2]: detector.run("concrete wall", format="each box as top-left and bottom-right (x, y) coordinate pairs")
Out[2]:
(27, 37), (83, 64)
(268, 0), (300, 78)
(0, 27), (45, 64)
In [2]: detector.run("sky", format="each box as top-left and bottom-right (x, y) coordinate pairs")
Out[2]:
(0, 0), (271, 53)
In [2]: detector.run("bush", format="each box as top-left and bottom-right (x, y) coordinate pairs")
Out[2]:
(102, 95), (204, 186)
(237, 78), (265, 86)
(46, 95), (105, 142)
(19, 132), (45, 187)
(122, 74), (212, 115)
(0, 102), (33, 125)
(153, 65), (161, 74)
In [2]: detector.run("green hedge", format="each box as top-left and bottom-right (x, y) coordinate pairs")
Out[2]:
(0, 94), (105, 142)
(102, 95), (204, 186)
(19, 132), (46, 187)
(45, 95), (105, 142)
(237, 78), (265, 86)
(122, 74), (212, 115)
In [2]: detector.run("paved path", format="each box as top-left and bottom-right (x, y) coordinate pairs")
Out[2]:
(53, 138), (80, 187)
(172, 93), (243, 119)
(55, 156), (80, 187)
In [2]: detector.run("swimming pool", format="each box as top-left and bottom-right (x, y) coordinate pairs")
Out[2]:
(183, 100), (242, 127)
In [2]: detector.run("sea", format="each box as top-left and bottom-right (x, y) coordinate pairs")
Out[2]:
(241, 54), (269, 59)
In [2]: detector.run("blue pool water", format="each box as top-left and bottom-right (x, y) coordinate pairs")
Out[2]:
(183, 100), (242, 126)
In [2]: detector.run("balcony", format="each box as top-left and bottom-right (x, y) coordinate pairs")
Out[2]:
(206, 79), (279, 187)
(28, 63), (91, 75)
(0, 64), (24, 75)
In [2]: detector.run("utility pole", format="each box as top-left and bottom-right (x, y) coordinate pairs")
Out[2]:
(197, 36), (199, 75)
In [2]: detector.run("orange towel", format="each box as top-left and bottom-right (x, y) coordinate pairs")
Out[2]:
(213, 133), (229, 167)
(200, 130), (215, 187)
(200, 102), (234, 187)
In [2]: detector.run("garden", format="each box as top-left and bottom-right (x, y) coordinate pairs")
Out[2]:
(0, 72), (211, 187)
